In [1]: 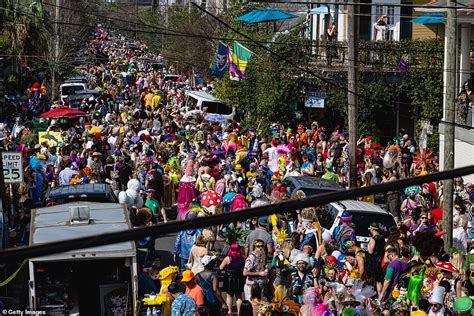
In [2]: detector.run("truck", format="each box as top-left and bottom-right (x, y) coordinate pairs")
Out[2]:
(59, 77), (88, 104)
(28, 201), (138, 315)
(184, 90), (235, 121)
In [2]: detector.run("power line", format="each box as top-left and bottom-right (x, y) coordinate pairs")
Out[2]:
(250, 0), (474, 10)
(0, 165), (472, 263)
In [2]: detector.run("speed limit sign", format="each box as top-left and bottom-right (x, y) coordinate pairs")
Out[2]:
(2, 152), (23, 183)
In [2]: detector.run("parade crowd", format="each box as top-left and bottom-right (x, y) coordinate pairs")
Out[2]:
(2, 26), (474, 316)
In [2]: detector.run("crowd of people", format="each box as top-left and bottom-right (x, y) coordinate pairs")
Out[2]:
(1, 26), (474, 315)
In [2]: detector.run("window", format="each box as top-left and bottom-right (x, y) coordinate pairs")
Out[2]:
(386, 5), (395, 25)
(371, 1), (401, 41)
(318, 204), (339, 229)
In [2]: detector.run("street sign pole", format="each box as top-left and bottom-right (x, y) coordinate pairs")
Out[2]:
(0, 151), (9, 249)
(1, 151), (24, 248)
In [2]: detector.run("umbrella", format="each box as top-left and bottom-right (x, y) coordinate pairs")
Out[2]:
(236, 9), (298, 23)
(296, 5), (329, 15)
(410, 13), (445, 24)
(41, 106), (86, 119)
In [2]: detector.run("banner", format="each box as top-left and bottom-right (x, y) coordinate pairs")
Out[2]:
(39, 131), (64, 147)
(211, 42), (229, 78)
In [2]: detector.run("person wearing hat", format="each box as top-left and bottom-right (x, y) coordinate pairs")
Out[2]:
(341, 294), (361, 310)
(168, 281), (198, 316)
(374, 15), (388, 41)
(322, 163), (339, 183)
(428, 286), (449, 316)
(196, 255), (228, 314)
(453, 296), (473, 315)
(290, 253), (316, 304)
(181, 270), (205, 307)
(58, 159), (79, 186)
(243, 239), (270, 300)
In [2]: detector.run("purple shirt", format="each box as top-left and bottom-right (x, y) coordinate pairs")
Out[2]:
(385, 259), (408, 295)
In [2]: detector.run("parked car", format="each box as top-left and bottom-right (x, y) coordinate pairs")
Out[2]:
(284, 176), (344, 199)
(43, 184), (118, 206)
(319, 200), (397, 250)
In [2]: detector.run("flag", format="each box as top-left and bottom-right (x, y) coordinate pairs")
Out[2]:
(228, 41), (253, 81)
(211, 42), (229, 78)
(398, 57), (408, 73)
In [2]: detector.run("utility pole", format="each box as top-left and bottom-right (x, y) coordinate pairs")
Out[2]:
(347, 0), (359, 188)
(442, 0), (456, 251)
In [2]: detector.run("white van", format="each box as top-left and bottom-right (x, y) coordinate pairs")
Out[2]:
(321, 200), (396, 250)
(60, 78), (88, 103)
(185, 90), (235, 121)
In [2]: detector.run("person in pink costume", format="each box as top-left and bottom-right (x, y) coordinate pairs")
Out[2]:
(177, 159), (197, 220)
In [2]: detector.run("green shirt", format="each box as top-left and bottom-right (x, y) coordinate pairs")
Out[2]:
(145, 198), (160, 215)
(322, 172), (339, 183)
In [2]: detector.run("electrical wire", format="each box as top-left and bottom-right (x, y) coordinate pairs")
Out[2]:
(250, 0), (474, 10)
(0, 165), (473, 263)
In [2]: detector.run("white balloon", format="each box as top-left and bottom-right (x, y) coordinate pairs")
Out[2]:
(322, 231), (332, 242)
(331, 250), (342, 258)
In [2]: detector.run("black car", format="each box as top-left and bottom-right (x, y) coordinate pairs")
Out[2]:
(284, 176), (344, 198)
(43, 184), (119, 206)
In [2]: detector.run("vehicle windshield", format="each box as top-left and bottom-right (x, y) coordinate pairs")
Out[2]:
(61, 85), (84, 96)
(46, 195), (117, 206)
(351, 213), (396, 237)
(202, 101), (232, 115)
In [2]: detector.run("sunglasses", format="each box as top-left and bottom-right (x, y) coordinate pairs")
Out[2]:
(421, 217), (427, 219)
(254, 245), (264, 249)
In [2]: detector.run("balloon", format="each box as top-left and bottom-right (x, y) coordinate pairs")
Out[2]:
(337, 254), (347, 266)
(322, 231), (332, 242)
(326, 256), (337, 264)
(331, 250), (342, 259)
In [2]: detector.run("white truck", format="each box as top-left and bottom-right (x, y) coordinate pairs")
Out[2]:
(59, 77), (88, 104)
(28, 202), (138, 315)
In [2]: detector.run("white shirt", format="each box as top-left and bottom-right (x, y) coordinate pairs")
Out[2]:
(59, 168), (77, 186)
(453, 226), (468, 253)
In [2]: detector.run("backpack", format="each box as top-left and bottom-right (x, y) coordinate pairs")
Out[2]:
(196, 273), (218, 308)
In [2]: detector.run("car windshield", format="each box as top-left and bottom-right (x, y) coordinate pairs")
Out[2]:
(61, 85), (84, 96)
(202, 101), (232, 115)
(351, 213), (396, 237)
(46, 195), (117, 205)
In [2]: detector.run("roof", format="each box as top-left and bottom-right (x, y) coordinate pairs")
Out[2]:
(415, 0), (474, 21)
(186, 90), (222, 103)
(286, 176), (344, 190)
(30, 202), (135, 262)
(335, 200), (390, 215)
(47, 183), (111, 197)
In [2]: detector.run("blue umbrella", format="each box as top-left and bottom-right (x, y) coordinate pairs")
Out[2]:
(410, 13), (445, 24)
(296, 5), (329, 15)
(236, 9), (298, 23)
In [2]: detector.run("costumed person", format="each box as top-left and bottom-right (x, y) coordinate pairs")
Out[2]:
(177, 159), (197, 220)
(428, 286), (447, 316)
(332, 211), (356, 254)
(401, 186), (425, 219)
(299, 287), (328, 316)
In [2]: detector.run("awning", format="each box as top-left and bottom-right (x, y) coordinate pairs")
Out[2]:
(296, 5), (329, 15)
(410, 13), (445, 24)
(236, 9), (298, 23)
